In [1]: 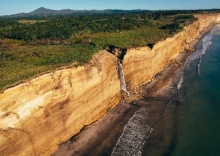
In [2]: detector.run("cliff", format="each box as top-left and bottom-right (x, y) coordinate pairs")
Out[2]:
(0, 52), (121, 155)
(0, 14), (220, 156)
(123, 14), (220, 93)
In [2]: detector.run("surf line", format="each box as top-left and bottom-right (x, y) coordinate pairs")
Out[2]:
(197, 26), (217, 76)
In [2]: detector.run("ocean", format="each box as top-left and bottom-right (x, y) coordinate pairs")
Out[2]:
(170, 25), (220, 156)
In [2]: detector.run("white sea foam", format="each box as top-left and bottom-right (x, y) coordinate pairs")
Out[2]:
(198, 26), (218, 75)
(202, 26), (218, 54)
(184, 26), (218, 77)
(111, 108), (152, 156)
(177, 76), (184, 91)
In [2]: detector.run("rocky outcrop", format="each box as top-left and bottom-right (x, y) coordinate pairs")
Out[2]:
(0, 14), (219, 156)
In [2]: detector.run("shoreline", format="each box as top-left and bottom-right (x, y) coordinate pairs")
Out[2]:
(0, 14), (219, 156)
(52, 24), (215, 156)
(169, 24), (220, 156)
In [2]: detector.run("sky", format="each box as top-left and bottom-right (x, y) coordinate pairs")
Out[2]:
(0, 0), (220, 16)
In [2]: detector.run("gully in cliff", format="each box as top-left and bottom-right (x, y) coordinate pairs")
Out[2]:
(118, 59), (130, 95)
(106, 45), (130, 95)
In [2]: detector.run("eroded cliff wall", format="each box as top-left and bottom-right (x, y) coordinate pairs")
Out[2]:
(123, 14), (220, 94)
(0, 14), (219, 156)
(0, 52), (121, 155)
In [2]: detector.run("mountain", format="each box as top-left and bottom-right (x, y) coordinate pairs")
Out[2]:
(29, 7), (57, 15)
(5, 7), (149, 17)
(10, 7), (76, 17)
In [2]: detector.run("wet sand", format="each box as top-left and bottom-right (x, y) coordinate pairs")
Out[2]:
(52, 26), (213, 156)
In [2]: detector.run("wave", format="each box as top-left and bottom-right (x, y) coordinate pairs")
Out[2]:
(184, 26), (218, 77)
(111, 108), (152, 156)
(177, 76), (184, 91)
(197, 26), (218, 75)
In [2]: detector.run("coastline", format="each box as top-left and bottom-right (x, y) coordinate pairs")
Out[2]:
(52, 23), (216, 156)
(1, 14), (219, 156)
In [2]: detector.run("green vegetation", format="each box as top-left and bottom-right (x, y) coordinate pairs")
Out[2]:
(17, 19), (49, 24)
(0, 10), (199, 91)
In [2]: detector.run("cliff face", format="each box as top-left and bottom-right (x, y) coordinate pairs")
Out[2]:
(0, 52), (121, 155)
(0, 14), (219, 156)
(123, 14), (219, 92)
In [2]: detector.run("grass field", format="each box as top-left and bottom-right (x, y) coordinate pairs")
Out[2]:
(0, 13), (196, 91)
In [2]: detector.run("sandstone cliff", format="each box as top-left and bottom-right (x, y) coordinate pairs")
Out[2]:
(0, 52), (121, 155)
(123, 14), (220, 92)
(0, 14), (219, 156)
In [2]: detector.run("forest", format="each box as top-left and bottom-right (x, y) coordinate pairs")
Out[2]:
(0, 9), (218, 91)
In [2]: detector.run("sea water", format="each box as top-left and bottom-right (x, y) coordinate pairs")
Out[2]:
(171, 26), (220, 156)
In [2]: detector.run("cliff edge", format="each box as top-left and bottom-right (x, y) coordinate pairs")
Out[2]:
(0, 14), (220, 156)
